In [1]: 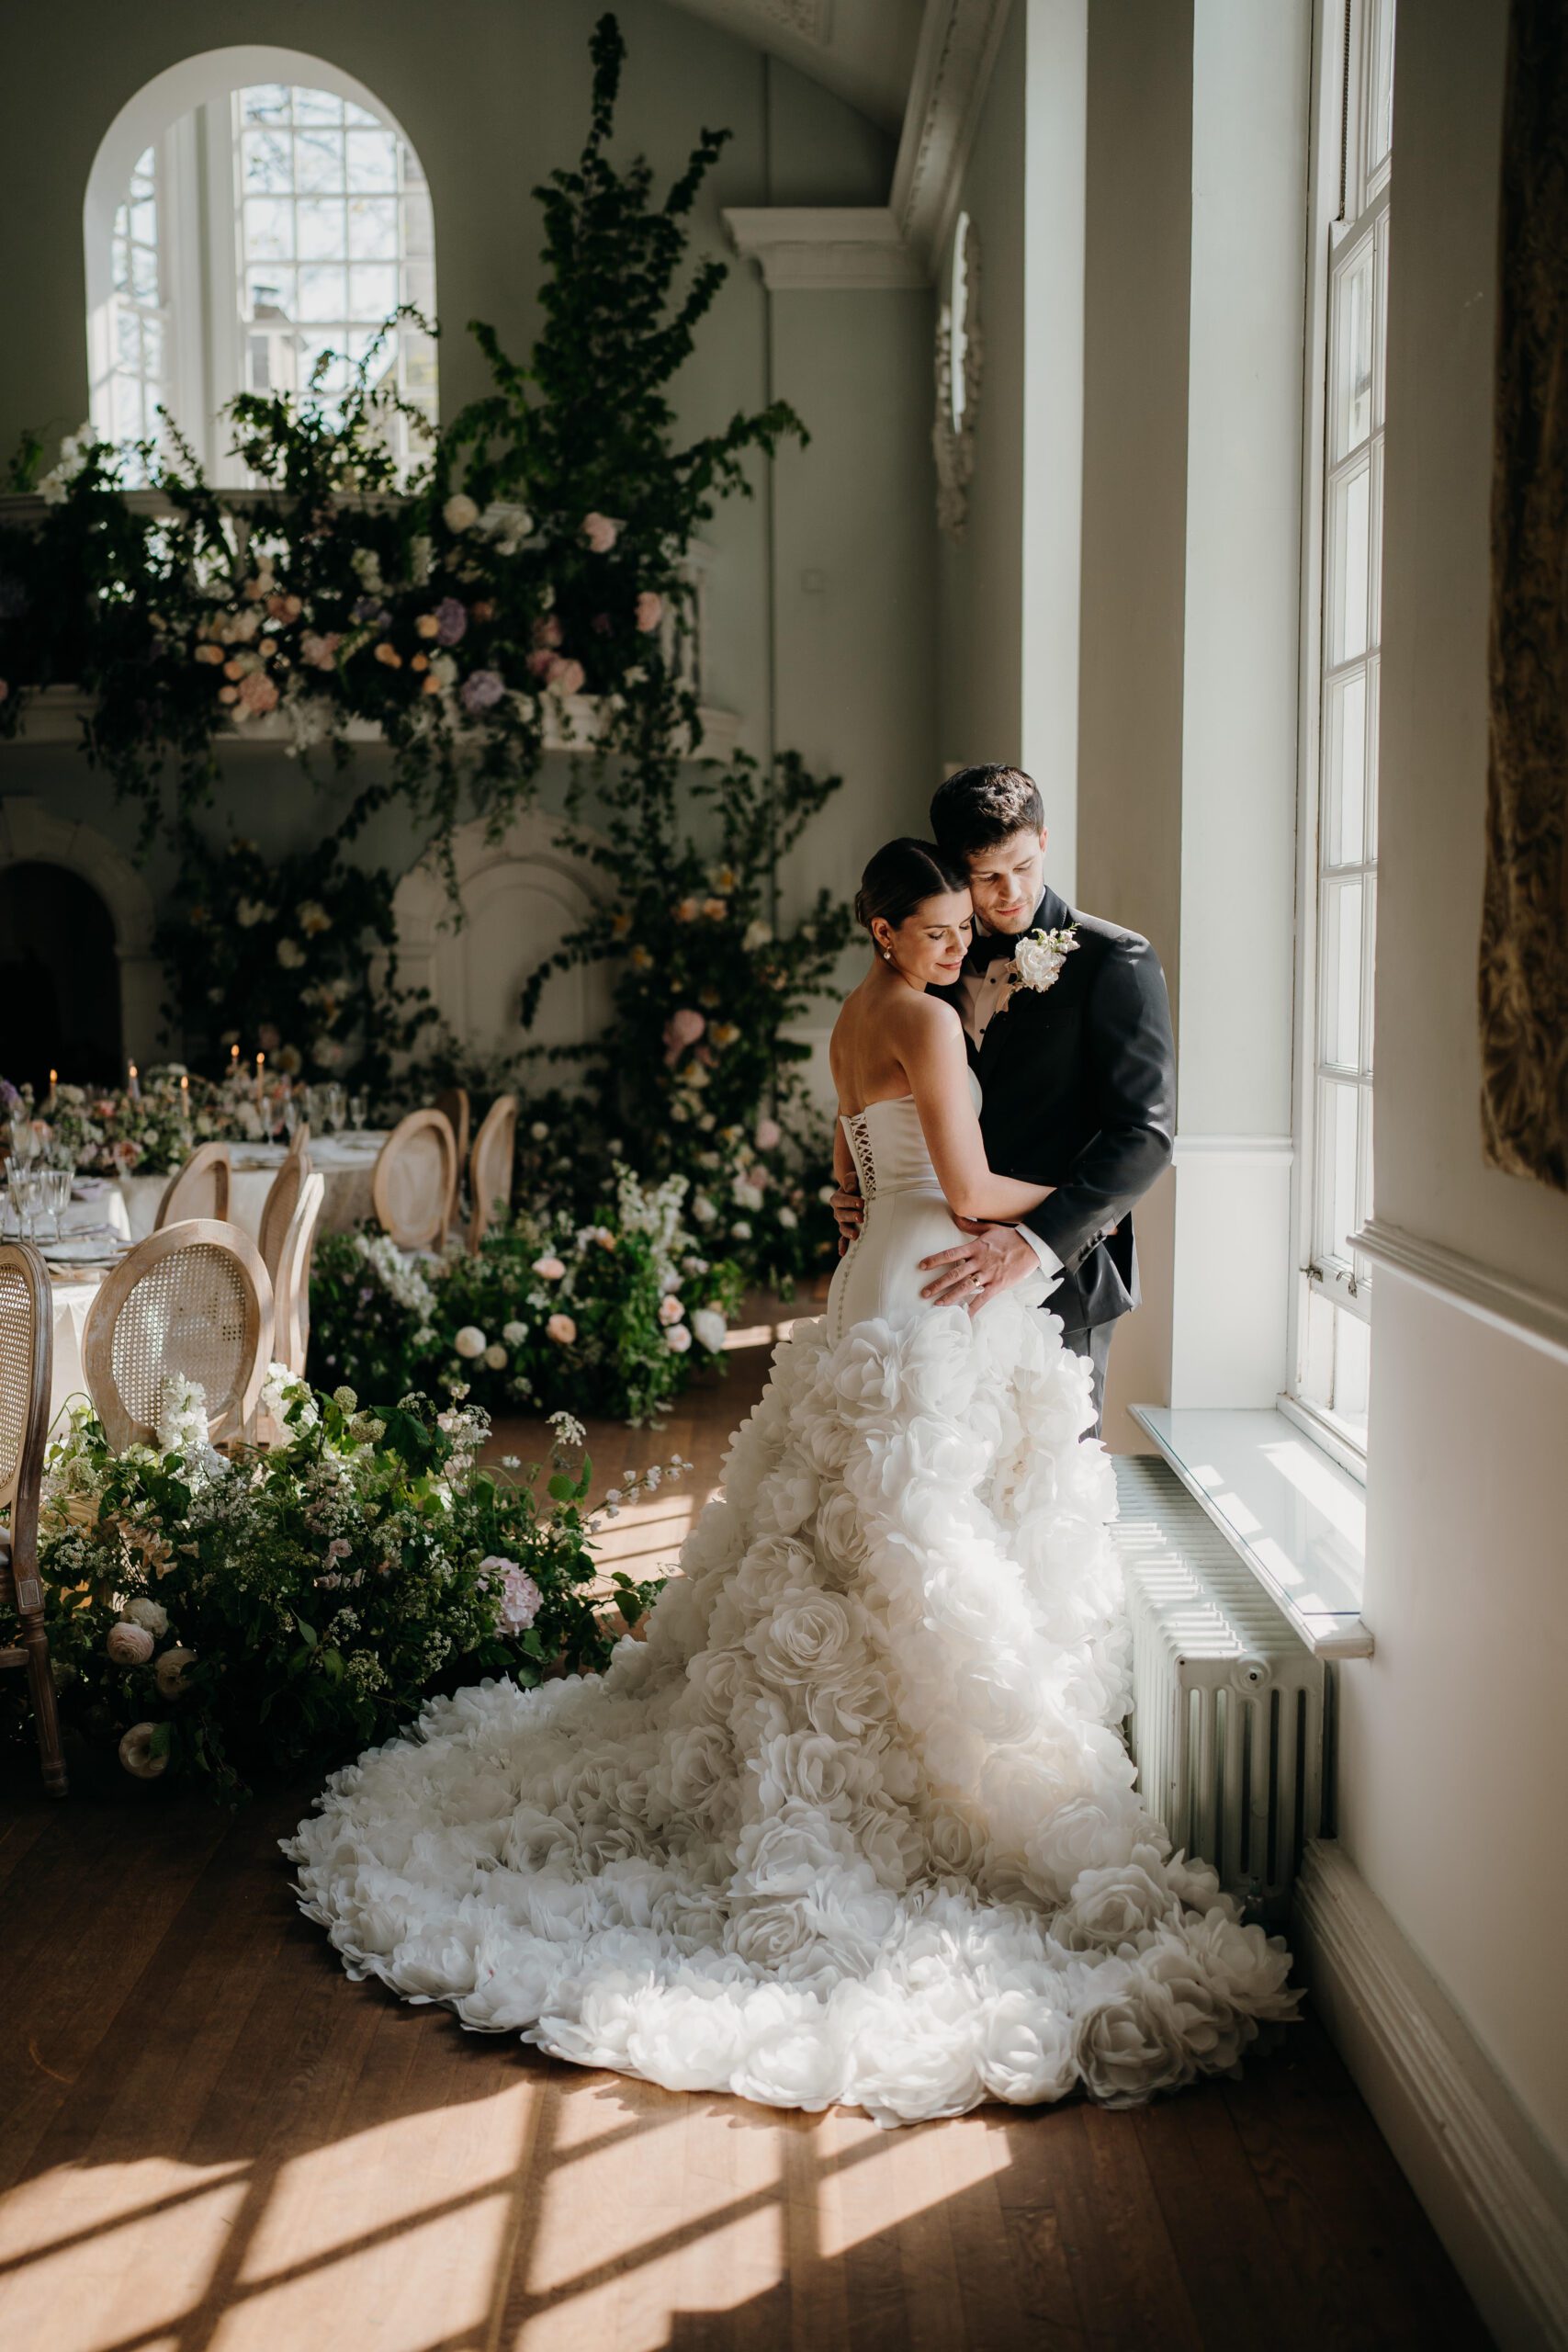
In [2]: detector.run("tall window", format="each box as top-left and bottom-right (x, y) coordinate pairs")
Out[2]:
(232, 84), (436, 460)
(102, 144), (171, 470)
(1292, 0), (1394, 1457)
(87, 64), (436, 481)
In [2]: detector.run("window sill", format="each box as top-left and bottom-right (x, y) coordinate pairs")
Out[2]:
(1128, 1405), (1373, 1659)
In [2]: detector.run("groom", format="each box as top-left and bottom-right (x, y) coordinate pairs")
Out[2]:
(833, 764), (1175, 1432)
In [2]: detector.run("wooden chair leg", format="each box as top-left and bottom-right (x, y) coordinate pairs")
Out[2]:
(19, 1618), (68, 1797)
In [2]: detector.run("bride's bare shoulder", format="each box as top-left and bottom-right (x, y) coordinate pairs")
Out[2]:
(886, 989), (963, 1044)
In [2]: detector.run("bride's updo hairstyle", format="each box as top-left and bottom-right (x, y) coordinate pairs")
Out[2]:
(854, 838), (968, 938)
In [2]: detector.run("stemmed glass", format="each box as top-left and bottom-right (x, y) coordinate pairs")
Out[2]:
(6, 1165), (40, 1243)
(348, 1092), (368, 1134)
(324, 1083), (347, 1136)
(39, 1149), (74, 1246)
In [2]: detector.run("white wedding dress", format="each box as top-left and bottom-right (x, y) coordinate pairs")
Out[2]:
(285, 1078), (1297, 2124)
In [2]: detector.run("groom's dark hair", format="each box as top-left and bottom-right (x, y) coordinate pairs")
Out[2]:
(930, 764), (1045, 860)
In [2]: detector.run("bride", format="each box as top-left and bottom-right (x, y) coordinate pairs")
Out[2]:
(285, 838), (1297, 2126)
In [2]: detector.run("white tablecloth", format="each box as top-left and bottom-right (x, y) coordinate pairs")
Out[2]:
(47, 1274), (100, 1426)
(113, 1135), (387, 1245)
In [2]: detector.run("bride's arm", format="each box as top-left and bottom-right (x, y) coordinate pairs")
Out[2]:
(898, 998), (1053, 1223)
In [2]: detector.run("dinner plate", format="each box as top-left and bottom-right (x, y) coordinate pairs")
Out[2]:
(41, 1236), (128, 1265)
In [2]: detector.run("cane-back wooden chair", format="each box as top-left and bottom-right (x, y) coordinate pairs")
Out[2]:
(83, 1219), (273, 1452)
(434, 1087), (470, 1232)
(0, 1241), (66, 1794)
(466, 1092), (519, 1252)
(371, 1111), (456, 1251)
(273, 1170), (325, 1378)
(258, 1148), (310, 1295)
(154, 1141), (231, 1229)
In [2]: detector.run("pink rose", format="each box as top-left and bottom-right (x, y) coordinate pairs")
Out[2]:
(299, 631), (342, 670)
(663, 1009), (705, 1063)
(547, 1313), (577, 1344)
(634, 590), (663, 633)
(581, 512), (619, 553)
(553, 658), (585, 696)
(525, 649), (557, 680)
(531, 1254), (566, 1280)
(659, 1294), (686, 1325)
(755, 1117), (782, 1151)
(236, 672), (279, 715)
(532, 615), (564, 650)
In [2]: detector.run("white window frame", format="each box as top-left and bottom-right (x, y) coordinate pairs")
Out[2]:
(1288, 0), (1395, 1471)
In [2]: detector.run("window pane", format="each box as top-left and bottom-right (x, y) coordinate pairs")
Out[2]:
(243, 129), (293, 194)
(294, 129), (344, 195)
(1321, 881), (1364, 1069)
(297, 198), (345, 260)
(346, 131), (398, 193)
(243, 85), (290, 124)
(297, 264), (348, 322)
(1334, 244), (1375, 459)
(293, 86), (344, 126)
(1317, 1078), (1362, 1267)
(348, 198), (398, 259)
(1364, 655), (1381, 857)
(1329, 460), (1371, 663)
(1325, 670), (1367, 865)
(130, 243), (159, 301)
(350, 264), (399, 320)
(1361, 876), (1377, 1072)
(247, 264), (295, 318)
(1368, 0), (1396, 173)
(244, 197), (295, 260)
(116, 308), (141, 367)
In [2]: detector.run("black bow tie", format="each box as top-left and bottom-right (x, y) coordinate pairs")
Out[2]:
(969, 928), (1018, 969)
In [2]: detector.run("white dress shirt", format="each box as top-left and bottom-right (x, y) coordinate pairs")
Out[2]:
(954, 953), (1065, 1299)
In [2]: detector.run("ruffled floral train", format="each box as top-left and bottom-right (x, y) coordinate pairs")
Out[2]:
(284, 1296), (1298, 2126)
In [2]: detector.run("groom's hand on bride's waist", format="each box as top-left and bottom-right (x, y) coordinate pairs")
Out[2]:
(919, 1220), (1042, 1314)
(829, 1186), (865, 1256)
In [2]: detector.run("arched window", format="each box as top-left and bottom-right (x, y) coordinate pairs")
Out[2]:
(85, 51), (436, 485)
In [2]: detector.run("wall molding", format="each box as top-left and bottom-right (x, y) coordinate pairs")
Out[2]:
(1355, 1216), (1568, 1368)
(1296, 1839), (1568, 2349)
(723, 0), (1015, 288)
(1171, 1131), (1293, 1160)
(721, 207), (926, 289)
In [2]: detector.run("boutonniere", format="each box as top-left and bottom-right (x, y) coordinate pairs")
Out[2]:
(998, 923), (1079, 1011)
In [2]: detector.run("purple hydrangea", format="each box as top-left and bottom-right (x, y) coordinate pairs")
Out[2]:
(434, 596), (468, 647)
(350, 595), (390, 628)
(460, 668), (505, 715)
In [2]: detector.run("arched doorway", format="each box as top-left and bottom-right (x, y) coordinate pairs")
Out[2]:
(0, 863), (123, 1091)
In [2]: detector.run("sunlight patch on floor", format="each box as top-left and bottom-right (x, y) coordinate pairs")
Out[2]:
(817, 2109), (1011, 2259)
(0, 2160), (251, 2352)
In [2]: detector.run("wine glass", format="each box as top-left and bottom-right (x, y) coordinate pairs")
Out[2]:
(8, 1115), (38, 1170)
(348, 1092), (368, 1134)
(7, 1166), (39, 1243)
(325, 1082), (346, 1135)
(282, 1096), (300, 1146)
(40, 1150), (73, 1245)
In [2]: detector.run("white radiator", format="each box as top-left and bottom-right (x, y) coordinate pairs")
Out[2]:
(1112, 1454), (1325, 1921)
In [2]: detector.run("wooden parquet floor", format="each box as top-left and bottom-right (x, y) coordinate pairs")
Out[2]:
(0, 1307), (1490, 2351)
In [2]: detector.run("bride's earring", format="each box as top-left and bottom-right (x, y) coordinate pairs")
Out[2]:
(881, 947), (894, 965)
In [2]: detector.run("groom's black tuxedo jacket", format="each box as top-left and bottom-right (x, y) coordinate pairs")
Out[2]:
(931, 885), (1176, 1333)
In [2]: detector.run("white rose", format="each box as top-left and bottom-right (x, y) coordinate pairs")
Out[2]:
(483, 1343), (508, 1370)
(743, 918), (773, 950)
(154, 1645), (197, 1698)
(107, 1621), (154, 1666)
(454, 1325), (487, 1359)
(443, 492), (479, 532)
(123, 1597), (168, 1638)
(118, 1722), (167, 1779)
(691, 1306), (727, 1352)
(1057, 1858), (1175, 1952)
(1071, 1973), (1193, 2105)
(276, 938), (306, 968)
(752, 1730), (860, 1814)
(776, 1205), (798, 1229)
(691, 1194), (716, 1225)
(502, 1320), (527, 1345)
(978, 1991), (1077, 2104)
(664, 1323), (693, 1353)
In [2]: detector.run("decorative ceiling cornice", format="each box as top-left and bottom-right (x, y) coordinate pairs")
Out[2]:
(747, 0), (831, 38)
(721, 0), (1013, 290)
(890, 0), (1013, 273)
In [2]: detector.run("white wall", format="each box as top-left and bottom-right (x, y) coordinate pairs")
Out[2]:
(1337, 0), (1568, 2179)
(0, 0), (934, 987)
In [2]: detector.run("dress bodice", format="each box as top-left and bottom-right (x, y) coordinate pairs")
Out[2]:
(840, 1069), (983, 1201)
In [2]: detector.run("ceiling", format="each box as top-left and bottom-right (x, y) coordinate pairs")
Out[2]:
(662, 0), (925, 130)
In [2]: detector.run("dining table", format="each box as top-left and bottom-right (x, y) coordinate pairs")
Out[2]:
(23, 1133), (389, 1427)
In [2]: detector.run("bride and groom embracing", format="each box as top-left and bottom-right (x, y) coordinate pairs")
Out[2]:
(286, 763), (1298, 2128)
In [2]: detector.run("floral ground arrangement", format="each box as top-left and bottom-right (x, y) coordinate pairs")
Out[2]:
(15, 1368), (683, 1802)
(310, 1168), (744, 1428)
